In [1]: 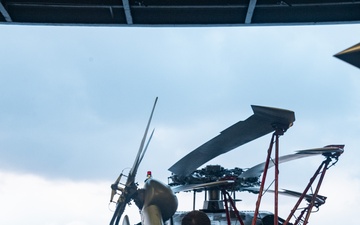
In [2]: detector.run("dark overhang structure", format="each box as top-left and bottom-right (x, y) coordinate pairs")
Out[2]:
(1, 0), (360, 26)
(334, 43), (360, 69)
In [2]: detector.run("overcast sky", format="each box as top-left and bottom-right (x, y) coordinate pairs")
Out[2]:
(0, 23), (359, 225)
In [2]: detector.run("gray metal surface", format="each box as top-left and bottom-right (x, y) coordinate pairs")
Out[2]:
(239, 145), (344, 179)
(168, 105), (295, 176)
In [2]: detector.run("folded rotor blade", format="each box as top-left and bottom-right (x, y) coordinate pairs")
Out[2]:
(138, 128), (155, 167)
(169, 105), (295, 177)
(279, 189), (327, 205)
(294, 145), (344, 155)
(128, 97), (158, 182)
(239, 145), (344, 179)
(171, 180), (235, 193)
(241, 187), (327, 205)
(109, 98), (158, 225)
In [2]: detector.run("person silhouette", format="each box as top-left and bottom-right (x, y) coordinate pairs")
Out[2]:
(181, 211), (211, 225)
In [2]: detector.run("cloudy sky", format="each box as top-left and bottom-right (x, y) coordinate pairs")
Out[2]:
(0, 23), (359, 225)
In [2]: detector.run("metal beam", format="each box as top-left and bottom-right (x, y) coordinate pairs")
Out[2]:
(2, 1), (360, 26)
(0, 2), (12, 22)
(122, 0), (133, 24)
(245, 0), (257, 24)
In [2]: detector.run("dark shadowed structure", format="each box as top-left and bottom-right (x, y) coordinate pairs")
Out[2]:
(1, 0), (360, 26)
(334, 42), (360, 69)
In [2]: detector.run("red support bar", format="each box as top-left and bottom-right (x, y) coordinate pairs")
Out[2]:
(222, 190), (246, 225)
(274, 132), (280, 225)
(222, 191), (232, 225)
(283, 157), (331, 225)
(302, 158), (330, 225)
(251, 133), (276, 225)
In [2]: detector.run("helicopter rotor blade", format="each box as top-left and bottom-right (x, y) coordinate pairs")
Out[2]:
(138, 128), (155, 167)
(171, 180), (235, 193)
(239, 145), (345, 179)
(109, 98), (158, 225)
(128, 97), (158, 182)
(169, 105), (295, 177)
(279, 189), (327, 205)
(242, 187), (327, 205)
